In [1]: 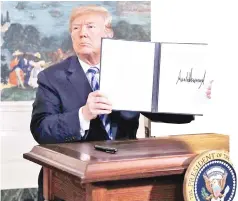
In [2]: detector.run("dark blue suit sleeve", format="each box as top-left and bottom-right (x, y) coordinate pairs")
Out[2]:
(30, 71), (82, 144)
(119, 111), (140, 139)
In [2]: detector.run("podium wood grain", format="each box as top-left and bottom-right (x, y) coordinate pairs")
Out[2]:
(23, 133), (229, 201)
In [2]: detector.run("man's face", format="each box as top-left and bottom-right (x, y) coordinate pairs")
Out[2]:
(71, 13), (111, 56)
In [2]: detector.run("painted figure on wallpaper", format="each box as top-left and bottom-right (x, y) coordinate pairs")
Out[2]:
(9, 50), (45, 89)
(0, 1), (151, 101)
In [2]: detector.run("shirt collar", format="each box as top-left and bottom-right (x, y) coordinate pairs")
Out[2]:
(77, 57), (100, 74)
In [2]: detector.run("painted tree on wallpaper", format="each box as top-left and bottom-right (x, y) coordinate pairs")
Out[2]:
(0, 1), (151, 101)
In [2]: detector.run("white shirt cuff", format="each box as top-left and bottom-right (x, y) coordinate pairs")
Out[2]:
(78, 107), (90, 137)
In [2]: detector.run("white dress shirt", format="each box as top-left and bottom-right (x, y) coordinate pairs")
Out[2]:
(78, 57), (100, 137)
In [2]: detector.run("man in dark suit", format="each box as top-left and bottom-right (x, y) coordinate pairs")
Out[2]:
(30, 5), (210, 201)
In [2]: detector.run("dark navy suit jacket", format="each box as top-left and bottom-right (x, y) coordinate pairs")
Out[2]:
(30, 56), (143, 145)
(30, 55), (194, 201)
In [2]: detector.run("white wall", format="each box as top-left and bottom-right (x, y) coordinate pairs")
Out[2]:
(0, 102), (41, 190)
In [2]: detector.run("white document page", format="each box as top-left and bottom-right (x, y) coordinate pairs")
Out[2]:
(158, 43), (209, 115)
(100, 39), (155, 112)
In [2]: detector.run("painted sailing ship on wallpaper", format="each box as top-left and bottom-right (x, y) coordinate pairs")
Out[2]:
(1, 1), (151, 101)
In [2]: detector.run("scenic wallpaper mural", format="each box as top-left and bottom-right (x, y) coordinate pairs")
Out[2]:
(1, 1), (151, 101)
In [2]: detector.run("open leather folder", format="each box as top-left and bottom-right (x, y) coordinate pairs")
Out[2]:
(99, 38), (210, 116)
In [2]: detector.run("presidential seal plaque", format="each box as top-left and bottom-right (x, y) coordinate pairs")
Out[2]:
(183, 150), (237, 201)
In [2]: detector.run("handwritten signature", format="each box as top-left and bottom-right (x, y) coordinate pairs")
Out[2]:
(176, 68), (206, 89)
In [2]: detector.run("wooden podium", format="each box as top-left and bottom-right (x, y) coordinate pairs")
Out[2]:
(23, 133), (229, 201)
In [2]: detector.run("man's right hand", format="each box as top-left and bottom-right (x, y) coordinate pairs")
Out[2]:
(82, 90), (112, 121)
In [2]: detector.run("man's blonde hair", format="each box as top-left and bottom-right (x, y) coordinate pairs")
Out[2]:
(69, 5), (113, 32)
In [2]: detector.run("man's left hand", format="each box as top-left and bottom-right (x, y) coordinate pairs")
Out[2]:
(206, 80), (213, 99)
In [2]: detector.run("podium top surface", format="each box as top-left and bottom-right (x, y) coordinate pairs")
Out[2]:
(23, 133), (228, 183)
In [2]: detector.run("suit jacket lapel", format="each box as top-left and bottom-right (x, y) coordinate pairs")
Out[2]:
(66, 56), (119, 139)
(66, 56), (92, 103)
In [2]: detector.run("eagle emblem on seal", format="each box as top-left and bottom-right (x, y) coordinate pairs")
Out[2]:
(202, 166), (230, 201)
